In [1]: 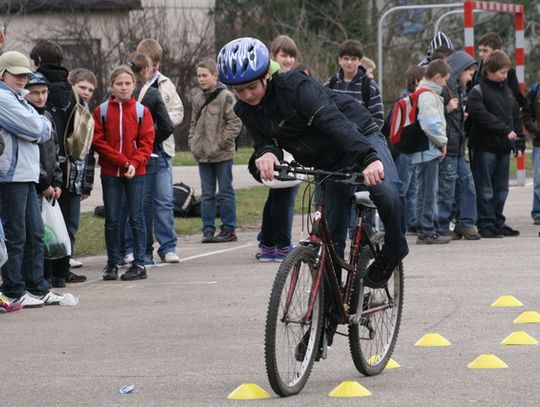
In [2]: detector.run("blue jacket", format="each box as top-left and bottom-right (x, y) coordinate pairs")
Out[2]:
(0, 81), (52, 183)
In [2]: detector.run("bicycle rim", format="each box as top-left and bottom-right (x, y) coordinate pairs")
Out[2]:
(265, 246), (323, 397)
(349, 253), (403, 376)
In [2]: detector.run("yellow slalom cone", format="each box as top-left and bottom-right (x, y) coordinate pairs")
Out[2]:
(414, 333), (451, 347)
(513, 311), (540, 324)
(227, 383), (271, 400)
(328, 381), (372, 398)
(467, 354), (508, 369)
(491, 295), (523, 307)
(501, 330), (539, 345)
(367, 355), (400, 369)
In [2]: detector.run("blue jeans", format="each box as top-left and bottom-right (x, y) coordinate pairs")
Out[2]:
(470, 150), (509, 229)
(325, 132), (408, 266)
(101, 174), (146, 267)
(415, 158), (440, 235)
(532, 147), (540, 220)
(0, 182), (49, 298)
(143, 154), (177, 258)
(198, 160), (236, 233)
(395, 153), (418, 229)
(260, 186), (299, 247)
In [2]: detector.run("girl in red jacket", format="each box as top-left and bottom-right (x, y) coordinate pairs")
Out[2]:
(92, 65), (155, 281)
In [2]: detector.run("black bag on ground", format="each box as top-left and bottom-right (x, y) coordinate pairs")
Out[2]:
(173, 182), (197, 217)
(94, 205), (105, 218)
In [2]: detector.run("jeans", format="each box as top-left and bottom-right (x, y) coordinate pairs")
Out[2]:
(0, 182), (49, 298)
(395, 153), (418, 229)
(532, 147), (540, 220)
(198, 160), (236, 233)
(415, 158), (440, 235)
(143, 154), (177, 258)
(470, 150), (509, 229)
(101, 174), (146, 267)
(437, 155), (478, 231)
(260, 186), (299, 247)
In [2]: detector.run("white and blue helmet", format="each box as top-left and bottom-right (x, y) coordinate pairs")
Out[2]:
(217, 37), (270, 85)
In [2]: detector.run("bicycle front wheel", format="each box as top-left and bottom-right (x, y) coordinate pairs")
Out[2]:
(348, 252), (404, 376)
(264, 245), (323, 397)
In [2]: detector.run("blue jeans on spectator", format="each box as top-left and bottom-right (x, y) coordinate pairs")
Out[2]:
(198, 160), (236, 233)
(260, 185), (299, 247)
(415, 158), (440, 235)
(470, 150), (509, 230)
(143, 154), (177, 259)
(395, 153), (418, 230)
(101, 174), (146, 267)
(531, 147), (540, 220)
(0, 182), (49, 298)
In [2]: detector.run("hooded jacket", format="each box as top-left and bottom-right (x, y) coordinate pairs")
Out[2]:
(92, 96), (155, 177)
(442, 51), (476, 156)
(36, 108), (63, 192)
(234, 71), (379, 172)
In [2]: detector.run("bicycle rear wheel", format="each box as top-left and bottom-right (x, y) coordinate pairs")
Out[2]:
(348, 252), (403, 376)
(265, 245), (323, 397)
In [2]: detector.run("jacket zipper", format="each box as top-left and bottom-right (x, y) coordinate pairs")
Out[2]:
(118, 102), (124, 177)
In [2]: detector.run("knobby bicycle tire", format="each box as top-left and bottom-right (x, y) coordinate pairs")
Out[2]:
(348, 251), (404, 376)
(264, 245), (323, 397)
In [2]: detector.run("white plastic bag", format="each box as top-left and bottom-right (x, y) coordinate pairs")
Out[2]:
(0, 221), (7, 268)
(41, 197), (71, 260)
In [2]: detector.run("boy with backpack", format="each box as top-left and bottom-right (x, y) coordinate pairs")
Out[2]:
(522, 81), (540, 224)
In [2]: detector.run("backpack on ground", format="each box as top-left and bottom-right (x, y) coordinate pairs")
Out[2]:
(173, 182), (197, 217)
(64, 90), (95, 161)
(388, 87), (431, 154)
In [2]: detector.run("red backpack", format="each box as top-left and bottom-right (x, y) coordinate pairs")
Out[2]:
(388, 87), (431, 154)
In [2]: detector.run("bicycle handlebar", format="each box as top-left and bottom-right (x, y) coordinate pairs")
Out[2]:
(274, 162), (364, 185)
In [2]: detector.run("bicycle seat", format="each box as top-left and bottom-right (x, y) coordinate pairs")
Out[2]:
(353, 191), (376, 209)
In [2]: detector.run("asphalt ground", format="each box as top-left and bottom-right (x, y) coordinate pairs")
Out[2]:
(1, 180), (539, 406)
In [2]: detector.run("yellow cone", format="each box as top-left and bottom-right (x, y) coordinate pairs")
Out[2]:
(227, 383), (271, 400)
(367, 355), (400, 369)
(513, 311), (540, 324)
(501, 330), (539, 345)
(467, 354), (508, 369)
(414, 333), (452, 347)
(491, 295), (523, 307)
(328, 381), (372, 398)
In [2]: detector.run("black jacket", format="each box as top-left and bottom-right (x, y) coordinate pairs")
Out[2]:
(468, 78), (524, 155)
(37, 110), (62, 193)
(469, 61), (525, 108)
(234, 71), (379, 171)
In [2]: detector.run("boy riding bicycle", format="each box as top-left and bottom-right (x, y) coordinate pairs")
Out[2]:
(217, 37), (408, 288)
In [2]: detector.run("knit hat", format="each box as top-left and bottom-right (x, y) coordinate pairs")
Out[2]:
(0, 51), (33, 76)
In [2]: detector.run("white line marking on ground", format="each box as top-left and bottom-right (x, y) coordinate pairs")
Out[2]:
(179, 243), (255, 262)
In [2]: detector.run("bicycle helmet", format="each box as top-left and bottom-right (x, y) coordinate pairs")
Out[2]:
(26, 72), (49, 87)
(217, 37), (270, 85)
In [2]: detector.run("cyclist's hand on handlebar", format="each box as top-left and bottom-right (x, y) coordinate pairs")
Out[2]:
(256, 152), (280, 181)
(362, 160), (385, 186)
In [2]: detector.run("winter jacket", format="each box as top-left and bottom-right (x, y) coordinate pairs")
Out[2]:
(408, 79), (447, 164)
(468, 78), (524, 155)
(442, 51), (476, 156)
(0, 81), (52, 183)
(234, 71), (379, 172)
(324, 66), (385, 130)
(92, 96), (155, 177)
(150, 72), (184, 157)
(37, 109), (63, 193)
(134, 83), (174, 152)
(522, 85), (540, 147)
(469, 61), (525, 108)
(189, 83), (242, 163)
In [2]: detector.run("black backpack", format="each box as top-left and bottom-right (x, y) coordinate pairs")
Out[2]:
(173, 182), (197, 217)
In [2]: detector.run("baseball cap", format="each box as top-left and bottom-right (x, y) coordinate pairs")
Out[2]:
(26, 72), (49, 87)
(0, 51), (33, 76)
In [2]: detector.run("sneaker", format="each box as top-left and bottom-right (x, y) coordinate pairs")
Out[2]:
(478, 225), (504, 238)
(499, 225), (520, 237)
(438, 230), (462, 241)
(38, 291), (64, 306)
(0, 294), (22, 313)
(69, 258), (83, 269)
(124, 253), (134, 263)
(65, 271), (87, 283)
(121, 264), (147, 281)
(14, 292), (44, 308)
(416, 232), (452, 245)
(453, 226), (481, 240)
(164, 252), (180, 263)
(364, 252), (400, 289)
(103, 264), (119, 280)
(258, 245), (276, 262)
(213, 230), (237, 243)
(274, 245), (292, 262)
(201, 231), (215, 243)
(52, 277), (66, 288)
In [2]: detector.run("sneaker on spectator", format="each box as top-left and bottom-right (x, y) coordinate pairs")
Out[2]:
(164, 252), (180, 263)
(69, 258), (83, 268)
(258, 245), (276, 262)
(416, 232), (452, 245)
(498, 224), (520, 237)
(103, 264), (119, 280)
(13, 292), (44, 308)
(453, 226), (481, 240)
(274, 245), (293, 262)
(201, 231), (215, 243)
(213, 230), (237, 243)
(65, 271), (87, 283)
(478, 225), (504, 238)
(37, 291), (64, 305)
(124, 253), (134, 263)
(121, 264), (147, 281)
(0, 294), (22, 313)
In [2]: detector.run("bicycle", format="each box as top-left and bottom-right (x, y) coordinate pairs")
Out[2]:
(264, 162), (404, 397)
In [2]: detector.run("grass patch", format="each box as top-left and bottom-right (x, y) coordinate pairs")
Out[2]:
(172, 147), (253, 166)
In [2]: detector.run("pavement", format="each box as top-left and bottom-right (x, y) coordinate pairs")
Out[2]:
(1, 179), (540, 406)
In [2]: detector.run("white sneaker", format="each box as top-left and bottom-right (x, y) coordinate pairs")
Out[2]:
(15, 292), (44, 308)
(164, 252), (180, 263)
(69, 258), (83, 268)
(125, 253), (134, 263)
(38, 291), (64, 306)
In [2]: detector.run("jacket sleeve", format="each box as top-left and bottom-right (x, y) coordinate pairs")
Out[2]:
(507, 69), (525, 108)
(219, 92), (242, 148)
(81, 149), (96, 195)
(367, 81), (385, 130)
(160, 79), (184, 126)
(417, 91), (447, 147)
(467, 87), (512, 138)
(91, 106), (130, 167)
(188, 94), (199, 150)
(0, 94), (51, 144)
(130, 107), (155, 170)
(522, 90), (540, 135)
(151, 93), (175, 144)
